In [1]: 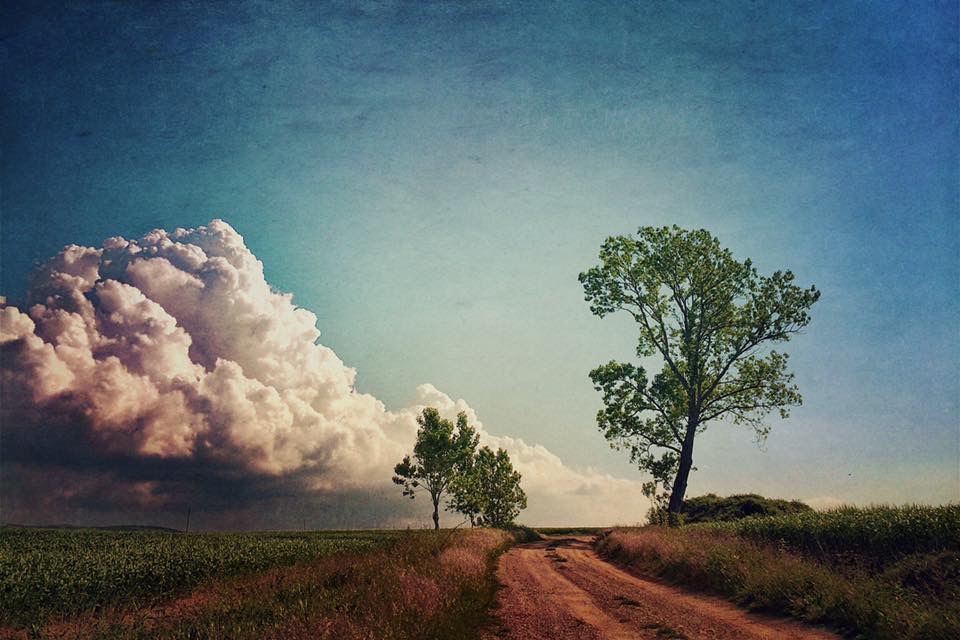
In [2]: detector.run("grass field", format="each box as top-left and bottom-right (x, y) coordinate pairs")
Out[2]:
(597, 504), (960, 640)
(701, 504), (960, 564)
(0, 527), (511, 639)
(6, 507), (957, 639)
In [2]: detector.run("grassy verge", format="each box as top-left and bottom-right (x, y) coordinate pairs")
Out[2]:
(0, 528), (398, 629)
(0, 528), (512, 640)
(505, 525), (543, 543)
(597, 505), (960, 640)
(701, 504), (960, 565)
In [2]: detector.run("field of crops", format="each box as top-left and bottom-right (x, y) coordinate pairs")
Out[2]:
(0, 527), (399, 629)
(699, 504), (960, 564)
(599, 504), (960, 639)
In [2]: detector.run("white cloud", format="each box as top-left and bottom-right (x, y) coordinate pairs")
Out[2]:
(0, 220), (648, 527)
(407, 384), (648, 526)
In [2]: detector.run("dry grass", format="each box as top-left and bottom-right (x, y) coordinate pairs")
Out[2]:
(0, 528), (393, 629)
(440, 546), (487, 578)
(2, 528), (512, 640)
(598, 526), (960, 640)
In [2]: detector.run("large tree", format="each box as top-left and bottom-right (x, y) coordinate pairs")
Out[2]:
(393, 408), (479, 529)
(579, 226), (819, 518)
(450, 446), (527, 528)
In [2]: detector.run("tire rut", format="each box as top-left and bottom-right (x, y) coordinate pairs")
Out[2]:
(484, 536), (840, 640)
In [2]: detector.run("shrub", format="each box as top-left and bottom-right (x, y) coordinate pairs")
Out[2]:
(680, 493), (813, 523)
(505, 525), (543, 543)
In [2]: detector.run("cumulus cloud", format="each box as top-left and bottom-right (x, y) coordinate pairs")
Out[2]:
(1, 220), (647, 528)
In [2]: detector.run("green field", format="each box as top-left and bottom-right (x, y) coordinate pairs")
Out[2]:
(0, 528), (399, 631)
(0, 527), (512, 639)
(699, 504), (960, 563)
(598, 504), (960, 640)
(5, 507), (957, 639)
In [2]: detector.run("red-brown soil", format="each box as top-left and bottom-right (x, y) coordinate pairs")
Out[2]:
(483, 536), (841, 640)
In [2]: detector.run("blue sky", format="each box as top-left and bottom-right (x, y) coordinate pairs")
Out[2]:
(3, 1), (958, 508)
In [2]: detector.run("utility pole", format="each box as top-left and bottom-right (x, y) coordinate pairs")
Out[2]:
(185, 507), (191, 534)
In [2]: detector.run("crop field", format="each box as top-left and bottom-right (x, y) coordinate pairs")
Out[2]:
(0, 527), (509, 639)
(598, 504), (960, 640)
(0, 527), (396, 629)
(699, 504), (960, 564)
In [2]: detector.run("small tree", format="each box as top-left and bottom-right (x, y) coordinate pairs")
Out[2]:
(451, 446), (527, 528)
(579, 226), (819, 520)
(393, 408), (479, 529)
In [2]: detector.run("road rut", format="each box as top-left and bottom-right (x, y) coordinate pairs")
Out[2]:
(483, 536), (840, 640)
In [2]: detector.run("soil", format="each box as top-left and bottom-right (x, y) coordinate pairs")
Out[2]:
(482, 536), (841, 640)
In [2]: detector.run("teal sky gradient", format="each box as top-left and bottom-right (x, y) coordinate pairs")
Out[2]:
(3, 1), (958, 507)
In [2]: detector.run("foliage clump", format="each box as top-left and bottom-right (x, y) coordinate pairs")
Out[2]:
(393, 408), (479, 530)
(450, 446), (527, 529)
(580, 226), (819, 517)
(393, 408), (527, 529)
(647, 493), (813, 525)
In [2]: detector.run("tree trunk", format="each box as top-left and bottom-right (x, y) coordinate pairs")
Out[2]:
(667, 420), (697, 521)
(432, 496), (440, 530)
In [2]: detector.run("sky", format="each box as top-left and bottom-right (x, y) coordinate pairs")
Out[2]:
(1, 1), (958, 528)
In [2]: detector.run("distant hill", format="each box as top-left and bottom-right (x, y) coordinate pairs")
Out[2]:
(681, 493), (813, 523)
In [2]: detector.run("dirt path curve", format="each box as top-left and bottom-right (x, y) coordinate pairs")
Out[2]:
(483, 536), (840, 640)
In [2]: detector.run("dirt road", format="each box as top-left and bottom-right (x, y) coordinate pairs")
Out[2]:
(483, 536), (840, 640)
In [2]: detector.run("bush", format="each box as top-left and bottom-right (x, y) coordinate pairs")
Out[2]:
(505, 525), (543, 543)
(680, 494), (813, 523)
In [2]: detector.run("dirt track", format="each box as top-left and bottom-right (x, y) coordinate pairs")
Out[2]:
(483, 536), (840, 640)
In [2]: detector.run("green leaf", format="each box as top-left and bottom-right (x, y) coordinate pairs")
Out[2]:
(580, 225), (819, 510)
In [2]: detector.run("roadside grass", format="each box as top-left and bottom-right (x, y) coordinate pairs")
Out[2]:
(597, 504), (960, 640)
(0, 527), (398, 630)
(701, 504), (960, 566)
(505, 525), (543, 543)
(0, 528), (512, 640)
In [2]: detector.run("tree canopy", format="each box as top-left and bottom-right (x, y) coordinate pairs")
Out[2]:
(393, 408), (478, 529)
(579, 226), (819, 517)
(450, 446), (527, 528)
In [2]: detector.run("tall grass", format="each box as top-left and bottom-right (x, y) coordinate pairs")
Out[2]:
(0, 528), (512, 640)
(597, 504), (960, 640)
(0, 528), (395, 629)
(702, 504), (960, 565)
